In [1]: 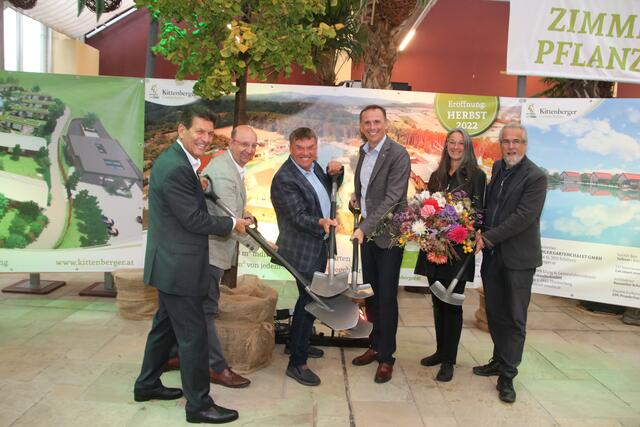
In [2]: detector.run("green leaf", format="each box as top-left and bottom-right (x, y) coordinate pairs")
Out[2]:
(77, 0), (85, 17)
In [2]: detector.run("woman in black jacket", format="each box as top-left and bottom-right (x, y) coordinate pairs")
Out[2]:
(414, 127), (486, 382)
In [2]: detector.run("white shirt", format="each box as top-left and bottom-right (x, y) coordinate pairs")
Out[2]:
(227, 150), (246, 181)
(177, 140), (235, 228)
(177, 139), (201, 177)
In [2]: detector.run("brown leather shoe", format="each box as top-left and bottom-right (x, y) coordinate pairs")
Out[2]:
(352, 348), (378, 366)
(210, 368), (251, 388)
(163, 357), (180, 372)
(374, 362), (393, 383)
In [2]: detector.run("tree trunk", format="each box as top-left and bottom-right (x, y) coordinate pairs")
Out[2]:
(233, 62), (249, 127)
(314, 48), (338, 86)
(361, 20), (400, 89)
(361, 1), (423, 89)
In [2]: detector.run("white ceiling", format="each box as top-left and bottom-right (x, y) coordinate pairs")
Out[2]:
(4, 0), (137, 39)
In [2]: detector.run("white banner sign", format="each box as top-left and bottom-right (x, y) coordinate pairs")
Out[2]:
(507, 0), (640, 83)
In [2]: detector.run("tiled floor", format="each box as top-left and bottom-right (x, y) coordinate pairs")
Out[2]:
(1, 272), (639, 426)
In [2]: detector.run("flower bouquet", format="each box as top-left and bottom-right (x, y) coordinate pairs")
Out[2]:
(374, 190), (481, 264)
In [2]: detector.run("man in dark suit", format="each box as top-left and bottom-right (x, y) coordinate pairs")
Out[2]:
(350, 105), (411, 384)
(271, 127), (342, 387)
(134, 106), (248, 424)
(474, 122), (547, 403)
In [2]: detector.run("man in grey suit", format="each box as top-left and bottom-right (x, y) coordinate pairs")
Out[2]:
(350, 105), (411, 384)
(134, 107), (249, 424)
(474, 122), (547, 403)
(200, 125), (258, 388)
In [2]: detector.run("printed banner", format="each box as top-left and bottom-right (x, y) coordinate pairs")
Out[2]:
(0, 71), (145, 272)
(143, 79), (521, 288)
(144, 79), (640, 308)
(524, 98), (640, 308)
(507, 0), (640, 83)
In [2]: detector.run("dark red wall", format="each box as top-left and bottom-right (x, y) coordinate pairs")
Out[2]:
(86, 8), (317, 85)
(87, 2), (640, 97)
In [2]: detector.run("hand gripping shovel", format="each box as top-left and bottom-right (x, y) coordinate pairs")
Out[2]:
(205, 182), (359, 331)
(429, 255), (473, 306)
(310, 174), (350, 298)
(342, 208), (374, 299)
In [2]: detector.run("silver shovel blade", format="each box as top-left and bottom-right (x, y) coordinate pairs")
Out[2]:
(430, 281), (465, 306)
(310, 271), (350, 298)
(341, 315), (373, 339)
(342, 283), (374, 299)
(305, 293), (360, 330)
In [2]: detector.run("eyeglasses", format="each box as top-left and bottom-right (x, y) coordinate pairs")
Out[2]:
(233, 139), (258, 150)
(500, 139), (525, 146)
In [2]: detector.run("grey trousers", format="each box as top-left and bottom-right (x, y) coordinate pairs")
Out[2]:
(203, 264), (229, 373)
(168, 264), (229, 373)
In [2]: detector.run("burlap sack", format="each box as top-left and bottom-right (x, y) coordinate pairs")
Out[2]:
(218, 275), (278, 323)
(216, 275), (278, 373)
(114, 268), (158, 320)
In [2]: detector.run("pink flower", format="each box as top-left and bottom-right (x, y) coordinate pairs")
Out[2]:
(420, 204), (436, 218)
(422, 198), (441, 213)
(447, 225), (468, 244)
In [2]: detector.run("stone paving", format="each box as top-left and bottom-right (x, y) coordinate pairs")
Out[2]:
(1, 272), (639, 427)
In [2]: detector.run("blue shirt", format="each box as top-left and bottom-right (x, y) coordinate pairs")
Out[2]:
(291, 158), (331, 219)
(359, 135), (387, 218)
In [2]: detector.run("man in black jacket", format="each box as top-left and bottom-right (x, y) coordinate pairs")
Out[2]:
(134, 107), (248, 424)
(474, 122), (547, 403)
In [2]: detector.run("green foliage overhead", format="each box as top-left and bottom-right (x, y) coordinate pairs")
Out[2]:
(135, 0), (342, 99)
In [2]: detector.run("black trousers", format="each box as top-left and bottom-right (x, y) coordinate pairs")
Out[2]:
(481, 250), (535, 379)
(361, 240), (404, 364)
(289, 248), (327, 367)
(135, 290), (213, 413)
(428, 277), (465, 364)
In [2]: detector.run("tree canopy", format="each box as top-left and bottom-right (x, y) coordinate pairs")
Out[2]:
(136, 0), (342, 103)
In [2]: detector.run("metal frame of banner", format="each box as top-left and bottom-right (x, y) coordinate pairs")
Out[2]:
(2, 273), (66, 295)
(78, 272), (117, 297)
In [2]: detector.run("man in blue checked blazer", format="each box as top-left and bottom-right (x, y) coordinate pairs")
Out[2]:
(271, 127), (343, 387)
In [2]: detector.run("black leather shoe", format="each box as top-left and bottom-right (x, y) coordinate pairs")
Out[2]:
(186, 404), (239, 424)
(286, 365), (321, 386)
(134, 385), (183, 402)
(436, 363), (454, 382)
(284, 345), (325, 358)
(497, 376), (516, 403)
(420, 352), (442, 367)
(473, 359), (502, 377)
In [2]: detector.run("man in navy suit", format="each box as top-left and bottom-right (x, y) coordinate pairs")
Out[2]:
(134, 107), (248, 424)
(474, 122), (547, 403)
(271, 127), (342, 386)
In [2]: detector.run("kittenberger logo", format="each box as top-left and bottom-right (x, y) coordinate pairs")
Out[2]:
(146, 80), (198, 106)
(149, 84), (159, 99)
(527, 103), (578, 119)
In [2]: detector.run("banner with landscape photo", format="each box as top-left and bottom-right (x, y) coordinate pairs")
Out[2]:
(524, 98), (640, 308)
(144, 80), (520, 286)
